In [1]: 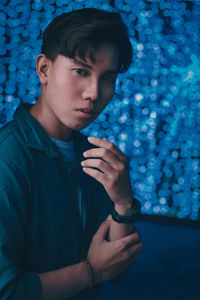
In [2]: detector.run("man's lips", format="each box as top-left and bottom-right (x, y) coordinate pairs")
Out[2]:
(78, 108), (93, 113)
(75, 108), (95, 118)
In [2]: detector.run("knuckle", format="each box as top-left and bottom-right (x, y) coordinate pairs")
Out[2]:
(97, 159), (104, 168)
(95, 171), (102, 180)
(108, 142), (114, 151)
(102, 148), (108, 156)
(122, 250), (130, 261)
(119, 240), (128, 251)
(108, 173), (117, 184)
(113, 171), (120, 181)
(118, 162), (125, 172)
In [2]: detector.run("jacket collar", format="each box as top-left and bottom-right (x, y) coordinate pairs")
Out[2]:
(14, 102), (89, 161)
(14, 102), (61, 158)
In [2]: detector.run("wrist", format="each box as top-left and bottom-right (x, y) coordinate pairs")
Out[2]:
(114, 199), (133, 215)
(111, 198), (141, 224)
(81, 258), (95, 288)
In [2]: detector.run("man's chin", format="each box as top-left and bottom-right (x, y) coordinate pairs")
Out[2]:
(71, 119), (93, 131)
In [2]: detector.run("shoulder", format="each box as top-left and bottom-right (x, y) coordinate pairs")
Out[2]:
(0, 120), (31, 190)
(0, 119), (18, 144)
(0, 119), (31, 162)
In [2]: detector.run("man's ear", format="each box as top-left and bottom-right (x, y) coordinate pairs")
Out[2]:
(36, 54), (51, 85)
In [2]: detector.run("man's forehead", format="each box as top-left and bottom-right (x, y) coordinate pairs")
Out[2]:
(72, 45), (119, 71)
(73, 57), (119, 73)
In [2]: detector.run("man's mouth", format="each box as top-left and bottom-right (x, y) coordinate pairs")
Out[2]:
(75, 108), (94, 118)
(79, 108), (93, 113)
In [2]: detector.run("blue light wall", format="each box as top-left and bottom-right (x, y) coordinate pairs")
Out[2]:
(0, 0), (199, 221)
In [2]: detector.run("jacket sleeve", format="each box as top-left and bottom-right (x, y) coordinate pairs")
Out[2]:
(0, 153), (41, 299)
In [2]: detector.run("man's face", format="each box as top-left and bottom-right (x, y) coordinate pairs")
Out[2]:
(39, 43), (119, 139)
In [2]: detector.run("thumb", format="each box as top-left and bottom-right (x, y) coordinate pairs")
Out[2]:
(106, 214), (112, 220)
(95, 219), (111, 241)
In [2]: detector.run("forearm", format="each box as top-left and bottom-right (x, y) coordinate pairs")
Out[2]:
(108, 203), (134, 241)
(38, 261), (90, 300)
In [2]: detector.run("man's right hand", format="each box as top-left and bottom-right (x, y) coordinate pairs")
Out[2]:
(87, 218), (143, 284)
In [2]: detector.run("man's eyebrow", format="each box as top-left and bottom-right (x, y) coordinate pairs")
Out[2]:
(73, 58), (93, 70)
(73, 58), (118, 74)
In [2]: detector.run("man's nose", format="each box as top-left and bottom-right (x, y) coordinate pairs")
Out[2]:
(82, 78), (99, 101)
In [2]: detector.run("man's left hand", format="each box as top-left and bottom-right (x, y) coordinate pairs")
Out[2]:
(81, 137), (133, 208)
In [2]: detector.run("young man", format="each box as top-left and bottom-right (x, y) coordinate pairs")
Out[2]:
(0, 8), (142, 300)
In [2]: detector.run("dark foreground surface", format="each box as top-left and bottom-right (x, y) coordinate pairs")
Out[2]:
(102, 218), (200, 300)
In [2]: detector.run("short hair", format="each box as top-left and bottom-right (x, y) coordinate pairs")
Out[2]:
(41, 8), (132, 73)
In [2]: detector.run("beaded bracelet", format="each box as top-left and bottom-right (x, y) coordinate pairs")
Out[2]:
(81, 258), (95, 289)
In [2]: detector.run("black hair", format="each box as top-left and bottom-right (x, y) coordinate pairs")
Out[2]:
(41, 8), (132, 73)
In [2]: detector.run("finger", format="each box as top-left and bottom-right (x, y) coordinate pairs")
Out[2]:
(119, 231), (142, 248)
(83, 148), (124, 170)
(123, 248), (142, 270)
(127, 240), (143, 258)
(132, 226), (140, 236)
(121, 225), (139, 235)
(82, 167), (107, 185)
(81, 158), (115, 175)
(106, 214), (112, 220)
(119, 242), (143, 272)
(94, 219), (111, 241)
(130, 225), (139, 235)
(87, 137), (126, 161)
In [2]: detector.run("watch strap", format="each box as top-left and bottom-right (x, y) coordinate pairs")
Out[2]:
(111, 198), (141, 224)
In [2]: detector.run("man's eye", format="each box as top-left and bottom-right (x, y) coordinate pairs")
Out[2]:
(75, 68), (88, 76)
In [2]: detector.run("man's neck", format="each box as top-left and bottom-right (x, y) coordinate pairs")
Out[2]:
(29, 98), (72, 142)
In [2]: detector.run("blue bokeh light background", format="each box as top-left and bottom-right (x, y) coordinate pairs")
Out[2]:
(0, 0), (199, 221)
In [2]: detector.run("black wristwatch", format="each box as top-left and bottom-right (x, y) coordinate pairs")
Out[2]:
(110, 198), (141, 224)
